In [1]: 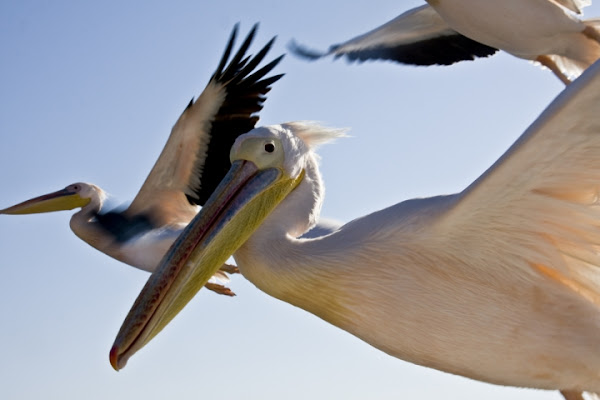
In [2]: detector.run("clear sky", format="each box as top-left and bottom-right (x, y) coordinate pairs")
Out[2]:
(1, 1), (598, 399)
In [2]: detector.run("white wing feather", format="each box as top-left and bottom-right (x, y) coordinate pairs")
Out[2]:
(434, 59), (600, 302)
(329, 5), (455, 55)
(128, 82), (226, 225)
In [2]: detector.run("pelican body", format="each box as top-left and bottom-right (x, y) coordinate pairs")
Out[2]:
(0, 25), (284, 295)
(0, 182), (192, 273)
(111, 57), (600, 398)
(291, 0), (600, 84)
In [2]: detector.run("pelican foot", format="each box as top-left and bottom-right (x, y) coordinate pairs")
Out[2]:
(219, 263), (240, 274)
(205, 282), (236, 296)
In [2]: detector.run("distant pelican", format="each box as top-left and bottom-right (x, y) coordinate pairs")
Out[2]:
(112, 59), (600, 399)
(0, 24), (283, 296)
(290, 1), (600, 84)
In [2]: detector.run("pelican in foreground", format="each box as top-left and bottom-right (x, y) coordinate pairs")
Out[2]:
(0, 24), (283, 295)
(290, 1), (600, 84)
(112, 58), (600, 399)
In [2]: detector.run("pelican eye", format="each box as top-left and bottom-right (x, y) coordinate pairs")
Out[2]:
(264, 143), (275, 153)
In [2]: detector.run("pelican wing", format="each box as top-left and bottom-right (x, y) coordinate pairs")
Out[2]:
(433, 60), (600, 301)
(554, 0), (590, 14)
(289, 5), (497, 66)
(127, 24), (284, 226)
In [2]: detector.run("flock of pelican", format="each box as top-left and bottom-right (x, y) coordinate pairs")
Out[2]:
(4, 1), (600, 399)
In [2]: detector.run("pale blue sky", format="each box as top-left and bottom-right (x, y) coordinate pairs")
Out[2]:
(1, 1), (597, 399)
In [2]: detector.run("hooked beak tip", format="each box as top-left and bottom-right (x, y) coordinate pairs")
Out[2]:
(109, 345), (124, 371)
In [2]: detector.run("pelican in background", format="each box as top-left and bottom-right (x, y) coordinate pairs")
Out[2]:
(290, 0), (600, 84)
(0, 24), (284, 296)
(111, 57), (600, 398)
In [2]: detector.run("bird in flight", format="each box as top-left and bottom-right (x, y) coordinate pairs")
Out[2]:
(290, 1), (600, 84)
(0, 24), (284, 296)
(112, 57), (600, 400)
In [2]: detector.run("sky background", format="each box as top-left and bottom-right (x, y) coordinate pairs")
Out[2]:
(1, 1), (598, 399)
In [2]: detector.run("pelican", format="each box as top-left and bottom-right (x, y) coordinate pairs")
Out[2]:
(0, 24), (284, 296)
(290, 1), (600, 84)
(110, 56), (600, 399)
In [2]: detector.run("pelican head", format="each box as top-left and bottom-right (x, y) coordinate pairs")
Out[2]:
(0, 182), (99, 215)
(110, 122), (343, 370)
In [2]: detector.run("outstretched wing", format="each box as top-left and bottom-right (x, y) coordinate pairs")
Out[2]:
(431, 60), (600, 302)
(126, 24), (284, 227)
(289, 5), (497, 66)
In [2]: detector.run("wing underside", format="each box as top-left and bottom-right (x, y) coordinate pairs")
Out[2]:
(290, 5), (497, 66)
(127, 24), (284, 226)
(429, 59), (600, 301)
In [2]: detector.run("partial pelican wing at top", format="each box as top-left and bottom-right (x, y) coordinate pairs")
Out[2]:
(119, 24), (283, 229)
(431, 60), (600, 301)
(555, 0), (591, 14)
(289, 5), (497, 66)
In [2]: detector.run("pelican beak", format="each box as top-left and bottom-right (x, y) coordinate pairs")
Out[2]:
(0, 187), (90, 215)
(110, 159), (304, 370)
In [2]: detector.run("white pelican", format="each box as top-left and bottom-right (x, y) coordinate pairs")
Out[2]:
(110, 56), (600, 399)
(0, 24), (284, 296)
(290, 1), (600, 84)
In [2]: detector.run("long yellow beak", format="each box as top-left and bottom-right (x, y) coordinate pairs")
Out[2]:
(0, 187), (90, 215)
(109, 160), (304, 370)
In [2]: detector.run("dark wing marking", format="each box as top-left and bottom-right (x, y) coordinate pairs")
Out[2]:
(94, 209), (156, 243)
(329, 34), (497, 66)
(187, 24), (284, 205)
(289, 4), (498, 66)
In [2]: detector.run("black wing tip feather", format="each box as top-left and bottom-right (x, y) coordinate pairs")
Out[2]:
(208, 23), (284, 102)
(288, 39), (328, 60)
(236, 36), (278, 78)
(186, 97), (194, 110)
(219, 24), (260, 81)
(214, 23), (241, 77)
(290, 34), (498, 66)
(212, 23), (283, 85)
(255, 72), (285, 89)
(338, 35), (498, 66)
(241, 55), (285, 89)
